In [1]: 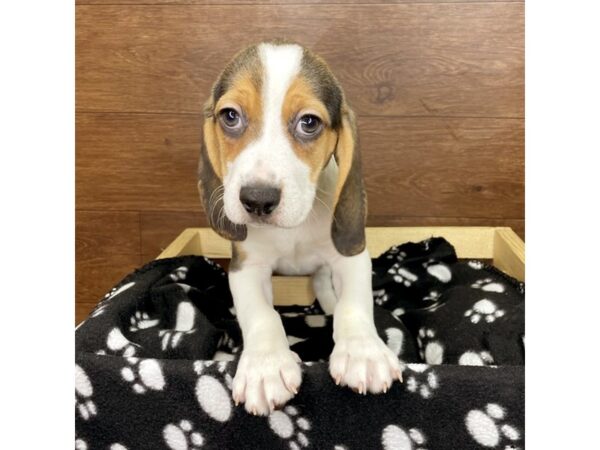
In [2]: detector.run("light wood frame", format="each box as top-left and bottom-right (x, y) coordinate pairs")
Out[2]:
(157, 227), (524, 306)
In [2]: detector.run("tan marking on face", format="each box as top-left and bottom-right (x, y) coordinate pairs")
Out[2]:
(205, 70), (264, 180)
(282, 76), (337, 182)
(229, 241), (247, 272)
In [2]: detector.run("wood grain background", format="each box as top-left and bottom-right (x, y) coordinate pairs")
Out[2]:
(76, 0), (524, 323)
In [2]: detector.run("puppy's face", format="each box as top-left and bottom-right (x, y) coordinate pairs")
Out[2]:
(199, 42), (366, 256)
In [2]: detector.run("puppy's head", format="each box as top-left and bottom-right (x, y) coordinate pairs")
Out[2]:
(199, 41), (366, 256)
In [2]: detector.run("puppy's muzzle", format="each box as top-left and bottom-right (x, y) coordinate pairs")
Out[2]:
(239, 185), (281, 217)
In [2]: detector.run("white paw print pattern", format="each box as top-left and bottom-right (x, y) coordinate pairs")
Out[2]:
(268, 405), (311, 450)
(75, 365), (97, 421)
(381, 424), (428, 450)
(468, 260), (484, 270)
(465, 299), (505, 324)
(465, 403), (521, 449)
(159, 329), (194, 351)
(373, 289), (389, 305)
(163, 420), (204, 450)
(423, 290), (441, 302)
(405, 364), (439, 399)
(385, 327), (404, 356)
(170, 266), (189, 281)
(120, 357), (166, 394)
(388, 264), (418, 287)
(391, 308), (405, 321)
(129, 311), (160, 332)
(75, 438), (87, 450)
(106, 327), (138, 357)
(423, 260), (452, 283)
(194, 361), (234, 422)
(459, 350), (495, 366)
(416, 327), (444, 364)
(386, 246), (406, 261)
(472, 278), (505, 293)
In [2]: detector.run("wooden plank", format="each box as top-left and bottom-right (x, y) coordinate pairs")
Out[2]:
(76, 303), (98, 326)
(158, 226), (501, 260)
(140, 210), (206, 261)
(76, 3), (523, 117)
(76, 253), (142, 307)
(493, 227), (525, 281)
(76, 210), (141, 258)
(78, 0), (524, 5)
(76, 113), (523, 220)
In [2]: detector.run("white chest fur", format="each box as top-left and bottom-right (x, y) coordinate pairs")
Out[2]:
(239, 157), (339, 275)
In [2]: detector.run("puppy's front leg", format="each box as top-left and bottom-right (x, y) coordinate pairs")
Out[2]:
(329, 250), (403, 394)
(229, 265), (302, 415)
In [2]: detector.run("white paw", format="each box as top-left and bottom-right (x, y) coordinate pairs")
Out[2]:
(329, 333), (403, 394)
(106, 327), (138, 357)
(75, 365), (97, 421)
(120, 357), (166, 394)
(405, 364), (439, 399)
(232, 349), (302, 416)
(163, 419), (204, 450)
(416, 327), (444, 364)
(268, 405), (311, 450)
(465, 299), (505, 324)
(465, 403), (521, 449)
(129, 310), (160, 332)
(382, 424), (428, 450)
(472, 278), (505, 293)
(468, 260), (484, 270)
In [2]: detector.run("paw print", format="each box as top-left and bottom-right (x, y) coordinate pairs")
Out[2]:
(381, 424), (428, 450)
(169, 266), (189, 281)
(106, 327), (138, 357)
(75, 365), (97, 421)
(159, 329), (194, 351)
(391, 308), (405, 321)
(465, 403), (521, 449)
(163, 420), (204, 450)
(423, 290), (441, 302)
(459, 350), (495, 366)
(471, 278), (505, 293)
(465, 299), (505, 324)
(468, 260), (484, 270)
(386, 246), (407, 261)
(422, 260), (452, 283)
(373, 289), (389, 305)
(268, 405), (311, 450)
(75, 438), (88, 450)
(129, 311), (160, 332)
(120, 357), (166, 394)
(388, 264), (418, 287)
(194, 362), (234, 422)
(385, 327), (404, 356)
(405, 364), (439, 399)
(416, 328), (444, 364)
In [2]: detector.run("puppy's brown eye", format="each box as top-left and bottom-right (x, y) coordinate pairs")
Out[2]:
(219, 108), (244, 134)
(295, 114), (322, 139)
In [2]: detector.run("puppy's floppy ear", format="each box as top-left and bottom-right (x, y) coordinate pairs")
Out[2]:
(198, 120), (247, 241)
(331, 106), (367, 256)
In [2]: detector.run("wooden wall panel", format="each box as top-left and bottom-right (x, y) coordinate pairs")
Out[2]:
(76, 2), (524, 324)
(76, 4), (523, 117)
(77, 113), (523, 219)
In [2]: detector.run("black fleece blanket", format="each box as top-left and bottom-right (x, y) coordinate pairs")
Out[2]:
(75, 237), (525, 450)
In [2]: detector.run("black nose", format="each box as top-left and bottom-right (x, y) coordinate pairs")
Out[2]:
(239, 185), (281, 217)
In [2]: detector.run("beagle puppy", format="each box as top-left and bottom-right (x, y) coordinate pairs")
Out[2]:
(198, 41), (403, 415)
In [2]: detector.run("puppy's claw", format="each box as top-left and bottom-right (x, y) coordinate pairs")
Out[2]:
(382, 383), (388, 393)
(394, 370), (403, 382)
(335, 375), (341, 386)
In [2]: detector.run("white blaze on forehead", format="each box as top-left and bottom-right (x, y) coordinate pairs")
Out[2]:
(258, 43), (303, 137)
